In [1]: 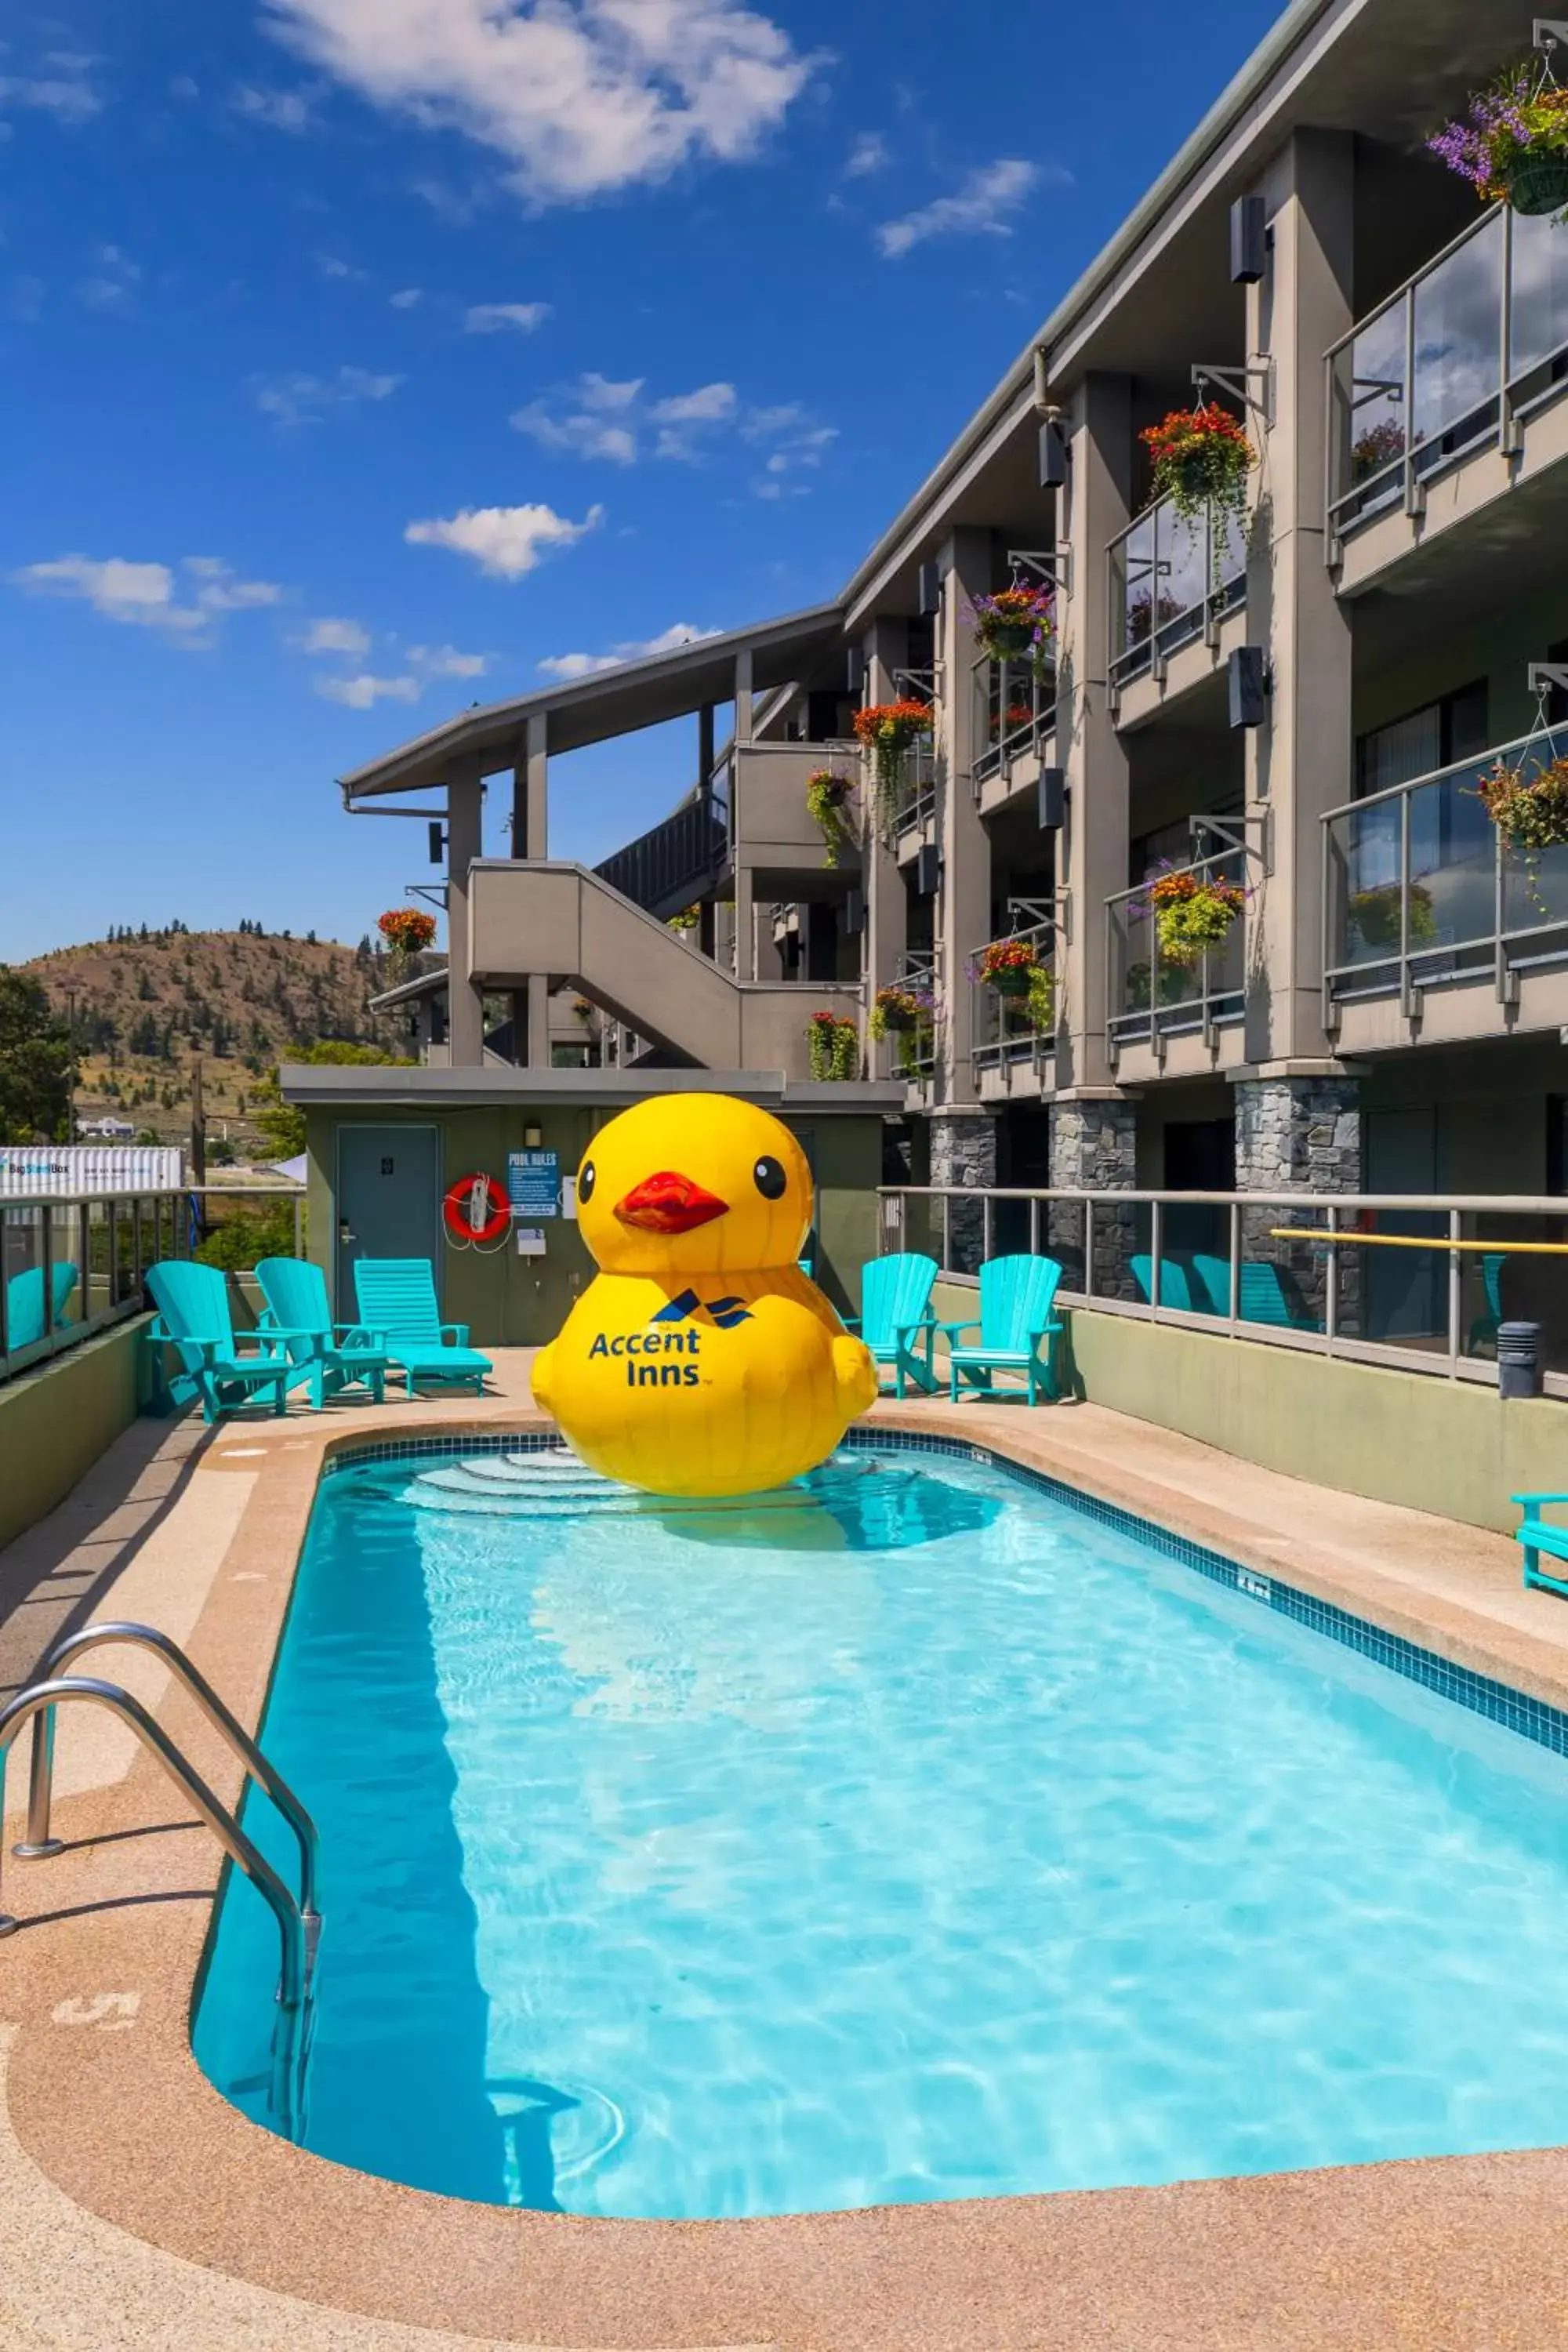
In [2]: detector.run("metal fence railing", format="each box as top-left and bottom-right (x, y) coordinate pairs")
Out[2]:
(0, 1185), (307, 1385)
(879, 1183), (1568, 1397)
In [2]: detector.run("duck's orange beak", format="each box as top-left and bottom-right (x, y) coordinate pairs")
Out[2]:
(613, 1171), (729, 1236)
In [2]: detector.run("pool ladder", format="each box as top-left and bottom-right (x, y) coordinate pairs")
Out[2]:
(0, 1622), (321, 2136)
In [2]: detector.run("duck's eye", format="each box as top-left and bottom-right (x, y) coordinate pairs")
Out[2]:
(578, 1160), (596, 1203)
(753, 1156), (787, 1200)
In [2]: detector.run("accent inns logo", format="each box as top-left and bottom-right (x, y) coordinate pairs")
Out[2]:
(588, 1327), (704, 1388)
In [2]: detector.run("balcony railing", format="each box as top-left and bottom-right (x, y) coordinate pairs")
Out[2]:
(1326, 205), (1568, 543)
(970, 655), (1056, 787)
(884, 742), (939, 838)
(969, 916), (1056, 1073)
(1322, 730), (1568, 1012)
(1105, 847), (1247, 1056)
(1107, 494), (1247, 694)
(880, 1181), (1568, 1397)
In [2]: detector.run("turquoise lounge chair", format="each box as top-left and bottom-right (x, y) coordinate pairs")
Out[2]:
(1131, 1254), (1198, 1312)
(1514, 1491), (1568, 1598)
(938, 1254), (1063, 1406)
(353, 1258), (492, 1397)
(844, 1252), (938, 1396)
(4, 1262), (78, 1352)
(146, 1260), (295, 1422)
(255, 1258), (387, 1410)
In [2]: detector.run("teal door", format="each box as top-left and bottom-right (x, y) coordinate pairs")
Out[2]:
(335, 1125), (441, 1315)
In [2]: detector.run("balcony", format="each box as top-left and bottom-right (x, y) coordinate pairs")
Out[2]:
(1322, 731), (1568, 1051)
(1105, 847), (1248, 1081)
(727, 739), (864, 891)
(1107, 495), (1247, 724)
(969, 654), (1056, 814)
(969, 915), (1055, 1102)
(1327, 206), (1568, 590)
(887, 744), (940, 863)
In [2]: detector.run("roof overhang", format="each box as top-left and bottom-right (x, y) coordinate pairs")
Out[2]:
(280, 1064), (907, 1114)
(340, 602), (844, 800)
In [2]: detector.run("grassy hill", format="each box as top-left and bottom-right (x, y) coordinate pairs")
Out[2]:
(21, 924), (416, 1159)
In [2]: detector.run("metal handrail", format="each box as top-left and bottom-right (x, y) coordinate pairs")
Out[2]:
(0, 1676), (307, 2013)
(20, 1622), (320, 1941)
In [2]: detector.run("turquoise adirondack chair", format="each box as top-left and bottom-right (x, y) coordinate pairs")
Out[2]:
(353, 1258), (493, 1397)
(255, 1258), (387, 1410)
(938, 1254), (1064, 1406)
(5, 1262), (78, 1352)
(146, 1260), (296, 1422)
(844, 1252), (939, 1396)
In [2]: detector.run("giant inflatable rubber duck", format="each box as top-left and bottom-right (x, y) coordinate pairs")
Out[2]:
(532, 1094), (878, 1497)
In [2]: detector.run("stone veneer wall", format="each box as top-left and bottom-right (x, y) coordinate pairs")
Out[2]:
(928, 1112), (996, 1276)
(1048, 1098), (1138, 1298)
(1233, 1076), (1363, 1330)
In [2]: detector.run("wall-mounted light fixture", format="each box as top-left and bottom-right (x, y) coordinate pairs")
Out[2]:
(844, 890), (866, 937)
(1228, 645), (1269, 729)
(523, 1122), (543, 1149)
(428, 821), (446, 866)
(916, 561), (942, 617)
(1229, 194), (1267, 285)
(1037, 767), (1065, 831)
(915, 843), (940, 898)
(845, 644), (866, 694)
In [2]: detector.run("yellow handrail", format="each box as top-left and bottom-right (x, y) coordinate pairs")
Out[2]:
(1269, 1229), (1568, 1254)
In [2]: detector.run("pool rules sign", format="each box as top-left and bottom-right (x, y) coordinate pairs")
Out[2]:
(508, 1148), (558, 1258)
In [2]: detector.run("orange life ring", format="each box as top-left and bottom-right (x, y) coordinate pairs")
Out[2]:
(444, 1171), (510, 1246)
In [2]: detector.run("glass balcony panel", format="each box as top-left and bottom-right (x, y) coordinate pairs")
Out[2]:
(1508, 209), (1568, 385)
(1212, 501), (1247, 598)
(1410, 211), (1503, 459)
(1, 1207), (45, 1359)
(1457, 1211), (1568, 1378)
(1156, 503), (1205, 630)
(1404, 763), (1496, 962)
(1334, 299), (1407, 515)
(1238, 1203), (1326, 1335)
(1117, 511), (1158, 666)
(992, 1197), (1031, 1256)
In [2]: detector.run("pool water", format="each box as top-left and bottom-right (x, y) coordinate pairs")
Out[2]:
(195, 1442), (1568, 2218)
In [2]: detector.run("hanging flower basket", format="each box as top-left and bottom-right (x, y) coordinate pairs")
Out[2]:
(1429, 63), (1568, 220)
(1476, 754), (1568, 851)
(376, 905), (437, 986)
(969, 580), (1055, 668)
(869, 985), (920, 1033)
(975, 938), (1038, 998)
(854, 700), (932, 841)
(1148, 867), (1245, 967)
(807, 1009), (859, 1082)
(1139, 405), (1255, 594)
(666, 905), (700, 931)
(805, 769), (854, 868)
(1348, 884), (1436, 950)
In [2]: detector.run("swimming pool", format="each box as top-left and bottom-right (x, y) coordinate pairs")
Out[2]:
(195, 1434), (1568, 2220)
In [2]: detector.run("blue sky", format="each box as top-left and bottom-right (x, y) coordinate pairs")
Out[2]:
(2, 0), (1283, 963)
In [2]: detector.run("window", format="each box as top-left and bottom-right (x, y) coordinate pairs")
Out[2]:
(1355, 681), (1488, 797)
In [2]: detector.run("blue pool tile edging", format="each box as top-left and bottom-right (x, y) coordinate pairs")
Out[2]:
(318, 1425), (1568, 1765)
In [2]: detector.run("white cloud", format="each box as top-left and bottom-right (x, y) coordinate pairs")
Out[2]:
(513, 372), (786, 466)
(0, 58), (103, 125)
(464, 299), (550, 333)
(511, 379), (641, 464)
(316, 251), (365, 280)
(537, 621), (720, 678)
(408, 643), (489, 677)
(256, 365), (402, 425)
(388, 285), (423, 307)
(316, 672), (422, 708)
(261, 0), (816, 204)
(876, 158), (1040, 259)
(234, 83), (314, 131)
(844, 131), (886, 178)
(169, 74), (200, 101)
(302, 615), (372, 655)
(78, 244), (140, 310)
(12, 554), (281, 645)
(405, 499), (603, 579)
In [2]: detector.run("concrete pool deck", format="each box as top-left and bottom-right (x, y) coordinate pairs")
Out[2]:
(5, 1356), (1568, 2348)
